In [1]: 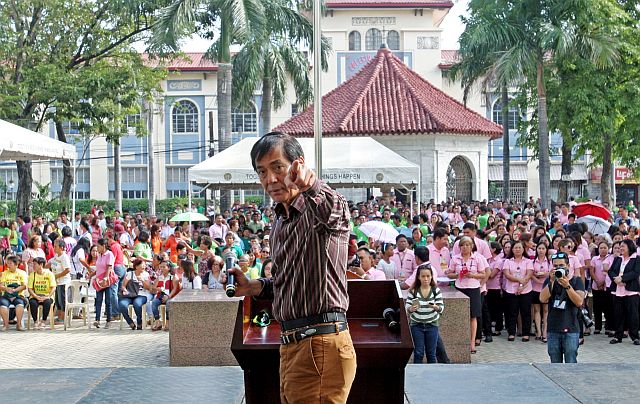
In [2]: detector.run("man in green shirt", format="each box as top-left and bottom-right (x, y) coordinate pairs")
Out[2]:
(477, 206), (490, 231)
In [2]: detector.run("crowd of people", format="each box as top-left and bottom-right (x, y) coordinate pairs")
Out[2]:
(0, 196), (637, 363)
(0, 206), (273, 331)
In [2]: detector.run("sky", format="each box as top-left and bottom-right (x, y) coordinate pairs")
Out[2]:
(172, 0), (468, 52)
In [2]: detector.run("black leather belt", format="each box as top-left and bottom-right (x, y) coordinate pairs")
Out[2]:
(280, 312), (347, 332)
(280, 321), (348, 345)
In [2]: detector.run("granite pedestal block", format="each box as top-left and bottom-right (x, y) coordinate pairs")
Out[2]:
(438, 287), (471, 363)
(170, 290), (243, 366)
(403, 286), (470, 363)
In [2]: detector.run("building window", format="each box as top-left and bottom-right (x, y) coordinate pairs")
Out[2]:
(365, 28), (382, 51)
(109, 190), (148, 199)
(172, 100), (199, 134)
(232, 104), (258, 143)
(489, 181), (528, 203)
(291, 104), (299, 117)
(492, 99), (518, 130)
(167, 190), (188, 198)
(0, 169), (18, 200)
(348, 31), (361, 51)
(124, 114), (141, 135)
(489, 98), (526, 161)
(166, 167), (188, 183)
(51, 168), (90, 184)
(61, 121), (81, 135)
(108, 168), (147, 184)
(387, 30), (400, 50)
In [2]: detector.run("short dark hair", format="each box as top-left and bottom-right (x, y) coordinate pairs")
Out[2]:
(414, 246), (429, 263)
(462, 222), (477, 231)
(250, 132), (304, 171)
(61, 226), (72, 237)
(395, 234), (408, 242)
(432, 228), (447, 240)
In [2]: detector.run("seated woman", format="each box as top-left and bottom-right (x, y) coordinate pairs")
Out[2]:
(151, 261), (174, 331)
(260, 258), (273, 279)
(27, 257), (56, 330)
(165, 259), (202, 331)
(119, 259), (152, 330)
(202, 256), (226, 290)
(0, 255), (29, 331)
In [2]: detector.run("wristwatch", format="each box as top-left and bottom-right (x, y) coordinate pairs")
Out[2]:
(564, 285), (571, 290)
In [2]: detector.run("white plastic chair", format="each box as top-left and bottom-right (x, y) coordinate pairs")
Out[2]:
(27, 296), (55, 330)
(64, 280), (90, 330)
(120, 303), (147, 330)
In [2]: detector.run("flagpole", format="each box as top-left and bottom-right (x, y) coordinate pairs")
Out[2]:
(313, 0), (322, 177)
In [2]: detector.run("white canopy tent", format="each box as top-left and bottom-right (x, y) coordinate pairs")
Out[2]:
(0, 119), (76, 161)
(188, 136), (421, 210)
(0, 119), (77, 219)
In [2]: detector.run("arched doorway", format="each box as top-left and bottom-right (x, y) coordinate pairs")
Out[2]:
(446, 156), (473, 202)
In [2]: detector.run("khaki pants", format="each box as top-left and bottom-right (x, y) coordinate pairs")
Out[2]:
(280, 329), (357, 403)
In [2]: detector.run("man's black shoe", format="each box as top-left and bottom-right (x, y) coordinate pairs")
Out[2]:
(484, 335), (493, 343)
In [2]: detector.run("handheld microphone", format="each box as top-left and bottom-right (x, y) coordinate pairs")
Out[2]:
(383, 308), (400, 333)
(224, 251), (237, 297)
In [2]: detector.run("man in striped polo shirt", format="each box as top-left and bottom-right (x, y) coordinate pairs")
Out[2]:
(229, 132), (356, 403)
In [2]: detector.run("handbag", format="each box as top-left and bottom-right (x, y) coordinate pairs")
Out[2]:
(119, 271), (140, 300)
(92, 270), (118, 292)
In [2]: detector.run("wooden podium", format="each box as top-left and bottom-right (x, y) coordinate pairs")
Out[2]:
(231, 280), (413, 403)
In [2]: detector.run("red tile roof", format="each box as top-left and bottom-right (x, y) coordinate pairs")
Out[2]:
(326, 0), (453, 8)
(142, 53), (218, 72)
(274, 47), (502, 138)
(438, 49), (460, 69)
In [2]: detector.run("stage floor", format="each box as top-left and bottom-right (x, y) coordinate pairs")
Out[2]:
(2, 363), (637, 403)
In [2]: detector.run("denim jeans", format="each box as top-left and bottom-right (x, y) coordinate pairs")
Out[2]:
(411, 323), (439, 364)
(110, 265), (127, 317)
(119, 295), (147, 327)
(547, 332), (580, 363)
(152, 297), (167, 320)
(95, 288), (111, 322)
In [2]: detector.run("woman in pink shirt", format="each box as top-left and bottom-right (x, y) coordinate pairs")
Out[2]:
(608, 239), (640, 344)
(531, 242), (551, 342)
(446, 236), (486, 353)
(591, 241), (612, 335)
(502, 240), (534, 342)
(486, 241), (505, 336)
(92, 239), (115, 328)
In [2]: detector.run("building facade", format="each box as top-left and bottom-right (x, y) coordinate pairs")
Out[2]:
(10, 0), (603, 205)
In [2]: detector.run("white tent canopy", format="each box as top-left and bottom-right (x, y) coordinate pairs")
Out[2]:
(0, 119), (76, 161)
(189, 137), (420, 189)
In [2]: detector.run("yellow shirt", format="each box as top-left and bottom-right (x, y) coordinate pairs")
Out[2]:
(28, 270), (57, 296)
(1, 269), (29, 297)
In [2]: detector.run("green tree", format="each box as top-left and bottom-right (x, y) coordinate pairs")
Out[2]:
(230, 0), (329, 134)
(452, 0), (517, 202)
(546, 1), (640, 206)
(152, 0), (265, 209)
(0, 0), (168, 216)
(460, 0), (620, 208)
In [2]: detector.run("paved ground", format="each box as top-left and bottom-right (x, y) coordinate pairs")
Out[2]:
(1, 320), (638, 369)
(1, 364), (639, 404)
(471, 331), (640, 364)
(0, 323), (169, 369)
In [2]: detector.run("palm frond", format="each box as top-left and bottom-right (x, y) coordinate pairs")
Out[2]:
(149, 0), (201, 51)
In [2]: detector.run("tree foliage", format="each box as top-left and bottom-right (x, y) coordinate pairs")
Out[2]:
(0, 0), (169, 215)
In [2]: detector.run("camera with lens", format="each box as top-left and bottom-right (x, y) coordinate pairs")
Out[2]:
(554, 266), (568, 279)
(349, 255), (360, 268)
(579, 307), (594, 329)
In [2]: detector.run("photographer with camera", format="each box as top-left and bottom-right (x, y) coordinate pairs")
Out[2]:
(539, 252), (585, 363)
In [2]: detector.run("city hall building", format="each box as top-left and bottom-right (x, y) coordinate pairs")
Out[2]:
(4, 0), (599, 205)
